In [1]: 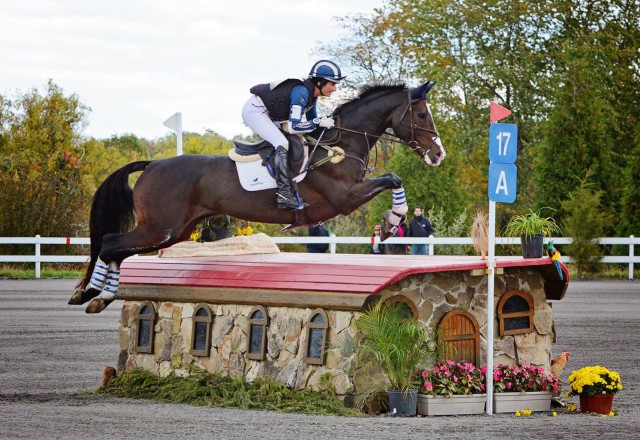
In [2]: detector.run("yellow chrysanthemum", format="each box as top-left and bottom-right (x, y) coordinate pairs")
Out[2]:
(609, 411), (614, 416)
(515, 411), (521, 417)
(551, 411), (557, 417)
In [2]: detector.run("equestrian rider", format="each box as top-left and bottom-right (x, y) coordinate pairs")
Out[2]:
(242, 60), (345, 210)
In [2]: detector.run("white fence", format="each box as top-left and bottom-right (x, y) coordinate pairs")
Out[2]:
(1, 235), (638, 279)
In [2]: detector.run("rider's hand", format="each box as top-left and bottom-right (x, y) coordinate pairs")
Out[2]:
(318, 116), (335, 129)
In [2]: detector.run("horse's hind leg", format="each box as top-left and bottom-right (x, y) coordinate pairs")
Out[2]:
(85, 226), (183, 314)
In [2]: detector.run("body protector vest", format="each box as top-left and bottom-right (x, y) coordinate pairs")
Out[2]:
(250, 78), (317, 122)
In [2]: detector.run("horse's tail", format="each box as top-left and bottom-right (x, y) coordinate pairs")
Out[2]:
(77, 161), (152, 289)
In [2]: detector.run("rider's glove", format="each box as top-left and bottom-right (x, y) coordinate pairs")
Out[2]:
(318, 116), (335, 129)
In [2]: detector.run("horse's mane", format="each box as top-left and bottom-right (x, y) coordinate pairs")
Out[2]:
(334, 82), (407, 116)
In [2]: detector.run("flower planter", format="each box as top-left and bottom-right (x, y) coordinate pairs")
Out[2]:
(579, 394), (614, 414)
(418, 394), (486, 416)
(493, 391), (552, 413)
(521, 234), (544, 258)
(388, 389), (418, 417)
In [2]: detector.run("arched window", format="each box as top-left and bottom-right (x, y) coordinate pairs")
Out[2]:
(247, 306), (268, 361)
(134, 301), (156, 354)
(304, 309), (329, 365)
(438, 309), (480, 365)
(191, 304), (213, 356)
(498, 290), (534, 336)
(383, 295), (418, 319)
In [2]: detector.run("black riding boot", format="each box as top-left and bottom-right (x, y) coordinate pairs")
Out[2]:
(274, 146), (308, 210)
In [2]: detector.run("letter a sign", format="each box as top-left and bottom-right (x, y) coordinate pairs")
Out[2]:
(488, 102), (517, 203)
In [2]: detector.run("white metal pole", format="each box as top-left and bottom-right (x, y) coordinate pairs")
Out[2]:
(486, 200), (496, 414)
(176, 112), (183, 156)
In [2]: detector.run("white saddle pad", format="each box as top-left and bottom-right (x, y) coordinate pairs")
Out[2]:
(230, 148), (309, 192)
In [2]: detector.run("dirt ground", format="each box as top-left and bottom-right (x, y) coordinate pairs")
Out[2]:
(0, 279), (638, 439)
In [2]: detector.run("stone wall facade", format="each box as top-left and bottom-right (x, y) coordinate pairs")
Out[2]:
(118, 266), (556, 397)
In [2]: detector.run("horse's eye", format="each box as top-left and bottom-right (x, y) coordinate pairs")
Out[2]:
(417, 112), (427, 119)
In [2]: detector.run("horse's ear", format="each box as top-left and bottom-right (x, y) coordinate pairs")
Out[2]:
(411, 80), (436, 102)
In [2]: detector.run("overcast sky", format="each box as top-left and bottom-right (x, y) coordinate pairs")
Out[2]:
(0, 0), (381, 140)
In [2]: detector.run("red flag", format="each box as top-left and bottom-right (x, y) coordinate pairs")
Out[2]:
(490, 101), (512, 123)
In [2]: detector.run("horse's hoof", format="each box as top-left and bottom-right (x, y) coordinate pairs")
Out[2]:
(86, 298), (107, 314)
(68, 288), (84, 305)
(68, 287), (100, 305)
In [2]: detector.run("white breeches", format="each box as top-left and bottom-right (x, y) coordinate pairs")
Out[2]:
(242, 95), (289, 150)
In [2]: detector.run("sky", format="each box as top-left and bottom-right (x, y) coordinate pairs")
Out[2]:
(0, 0), (381, 140)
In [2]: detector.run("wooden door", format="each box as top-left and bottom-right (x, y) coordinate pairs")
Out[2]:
(438, 309), (480, 365)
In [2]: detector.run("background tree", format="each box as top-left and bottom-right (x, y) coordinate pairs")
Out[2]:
(561, 173), (613, 278)
(0, 81), (91, 245)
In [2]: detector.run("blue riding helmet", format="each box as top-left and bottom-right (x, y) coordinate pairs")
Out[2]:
(308, 60), (346, 83)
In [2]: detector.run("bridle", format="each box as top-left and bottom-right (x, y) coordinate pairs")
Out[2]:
(319, 90), (442, 164)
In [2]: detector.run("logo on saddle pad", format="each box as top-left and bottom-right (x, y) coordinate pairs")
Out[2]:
(228, 142), (309, 192)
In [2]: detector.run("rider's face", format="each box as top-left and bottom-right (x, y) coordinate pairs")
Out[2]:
(318, 81), (337, 97)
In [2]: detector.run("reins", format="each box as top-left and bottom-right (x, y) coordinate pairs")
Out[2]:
(303, 90), (441, 174)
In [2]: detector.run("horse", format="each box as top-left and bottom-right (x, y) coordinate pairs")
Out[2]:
(69, 80), (446, 313)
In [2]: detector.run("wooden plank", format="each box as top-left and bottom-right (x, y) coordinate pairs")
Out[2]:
(118, 284), (369, 310)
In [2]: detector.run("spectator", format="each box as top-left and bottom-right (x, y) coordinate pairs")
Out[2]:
(408, 206), (433, 255)
(369, 225), (386, 254)
(306, 224), (330, 253)
(386, 221), (408, 255)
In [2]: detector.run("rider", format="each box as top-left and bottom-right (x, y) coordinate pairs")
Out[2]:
(242, 60), (345, 210)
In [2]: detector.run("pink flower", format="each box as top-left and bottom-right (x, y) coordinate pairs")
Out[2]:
(424, 381), (433, 391)
(469, 365), (475, 372)
(422, 370), (429, 378)
(506, 382), (512, 389)
(446, 360), (455, 366)
(538, 367), (546, 375)
(480, 365), (488, 374)
(553, 383), (559, 393)
(493, 372), (501, 381)
(481, 384), (486, 391)
(453, 376), (459, 382)
(528, 381), (534, 388)
(433, 366), (439, 373)
(467, 374), (472, 381)
(547, 374), (554, 382)
(444, 370), (451, 377)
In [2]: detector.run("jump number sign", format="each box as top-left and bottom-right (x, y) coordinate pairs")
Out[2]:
(489, 123), (518, 164)
(488, 123), (518, 203)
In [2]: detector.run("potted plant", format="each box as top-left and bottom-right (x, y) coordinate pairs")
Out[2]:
(566, 366), (622, 414)
(502, 208), (560, 258)
(353, 301), (438, 417)
(492, 364), (560, 413)
(200, 215), (236, 242)
(418, 360), (487, 416)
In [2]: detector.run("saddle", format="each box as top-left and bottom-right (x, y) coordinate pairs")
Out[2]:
(231, 134), (307, 179)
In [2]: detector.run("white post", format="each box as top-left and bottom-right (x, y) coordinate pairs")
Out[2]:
(330, 233), (336, 254)
(428, 235), (434, 255)
(630, 235), (635, 281)
(35, 234), (41, 279)
(176, 113), (183, 156)
(486, 200), (496, 414)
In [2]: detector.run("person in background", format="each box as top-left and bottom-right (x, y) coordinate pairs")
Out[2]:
(370, 225), (386, 254)
(385, 220), (408, 255)
(408, 206), (433, 255)
(306, 223), (330, 253)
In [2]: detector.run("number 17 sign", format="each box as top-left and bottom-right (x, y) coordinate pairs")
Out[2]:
(489, 123), (518, 163)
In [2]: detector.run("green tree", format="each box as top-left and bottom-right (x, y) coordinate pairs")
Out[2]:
(0, 81), (91, 241)
(561, 174), (612, 278)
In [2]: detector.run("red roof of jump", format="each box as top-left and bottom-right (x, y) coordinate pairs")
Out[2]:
(119, 253), (569, 296)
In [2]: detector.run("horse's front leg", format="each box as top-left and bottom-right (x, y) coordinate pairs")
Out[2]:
(330, 172), (404, 215)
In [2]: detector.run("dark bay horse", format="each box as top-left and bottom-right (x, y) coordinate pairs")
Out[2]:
(70, 81), (446, 313)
